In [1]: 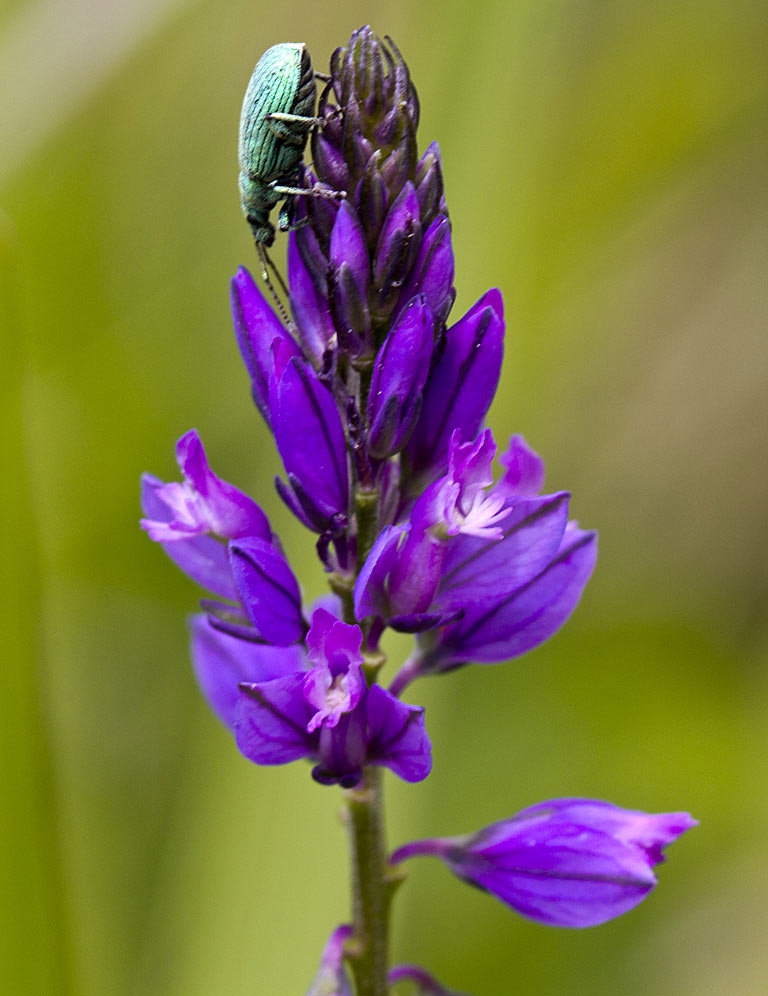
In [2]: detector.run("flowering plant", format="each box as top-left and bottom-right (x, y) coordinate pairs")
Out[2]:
(141, 27), (695, 995)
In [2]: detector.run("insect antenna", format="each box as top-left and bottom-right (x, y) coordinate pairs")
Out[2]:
(255, 243), (297, 333)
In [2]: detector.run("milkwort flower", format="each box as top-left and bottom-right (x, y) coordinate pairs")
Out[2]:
(390, 799), (697, 928)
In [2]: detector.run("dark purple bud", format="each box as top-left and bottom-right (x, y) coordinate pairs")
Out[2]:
(373, 181), (421, 313)
(287, 232), (336, 365)
(328, 261), (372, 355)
(312, 128), (352, 192)
(398, 214), (455, 325)
(414, 142), (445, 228)
(390, 799), (697, 929)
(229, 536), (304, 646)
(273, 358), (350, 531)
(230, 267), (301, 425)
(294, 206), (330, 292)
(404, 289), (504, 489)
(330, 201), (370, 295)
(367, 294), (434, 458)
(378, 113), (417, 199)
(189, 614), (304, 730)
(355, 152), (389, 249)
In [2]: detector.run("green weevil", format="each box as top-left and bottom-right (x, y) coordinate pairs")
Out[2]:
(238, 41), (321, 247)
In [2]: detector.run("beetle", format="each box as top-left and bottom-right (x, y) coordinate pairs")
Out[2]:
(238, 41), (323, 247)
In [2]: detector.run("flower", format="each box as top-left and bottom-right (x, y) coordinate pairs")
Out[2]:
(390, 798), (697, 928)
(140, 429), (271, 599)
(355, 433), (596, 676)
(234, 608), (431, 787)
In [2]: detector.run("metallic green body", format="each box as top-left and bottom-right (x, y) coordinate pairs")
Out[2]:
(238, 42), (317, 246)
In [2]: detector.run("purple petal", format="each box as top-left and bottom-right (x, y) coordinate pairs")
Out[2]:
(436, 493), (570, 608)
(429, 525), (597, 666)
(230, 267), (301, 423)
(141, 474), (237, 599)
(398, 214), (455, 323)
(287, 232), (336, 365)
(330, 200), (370, 294)
(234, 674), (314, 765)
(366, 684), (431, 782)
(306, 925), (353, 996)
(176, 429), (271, 540)
(354, 524), (408, 621)
(367, 295), (434, 459)
(229, 536), (304, 646)
(404, 289), (504, 488)
(274, 358), (349, 528)
(495, 434), (546, 498)
(391, 798), (696, 929)
(190, 614), (304, 730)
(306, 608), (364, 671)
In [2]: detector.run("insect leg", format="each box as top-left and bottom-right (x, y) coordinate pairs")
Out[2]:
(270, 181), (346, 201)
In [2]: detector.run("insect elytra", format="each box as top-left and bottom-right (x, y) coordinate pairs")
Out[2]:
(238, 41), (317, 247)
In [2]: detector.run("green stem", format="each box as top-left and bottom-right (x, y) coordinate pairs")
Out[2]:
(344, 767), (395, 996)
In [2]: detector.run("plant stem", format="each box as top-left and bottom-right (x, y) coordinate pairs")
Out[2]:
(344, 766), (394, 996)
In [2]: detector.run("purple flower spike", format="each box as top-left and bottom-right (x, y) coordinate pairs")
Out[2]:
(230, 267), (301, 424)
(140, 430), (271, 599)
(234, 608), (431, 787)
(189, 614), (304, 730)
(390, 799), (697, 928)
(404, 289), (504, 490)
(229, 536), (304, 646)
(306, 924), (353, 996)
(367, 294), (434, 459)
(273, 358), (350, 532)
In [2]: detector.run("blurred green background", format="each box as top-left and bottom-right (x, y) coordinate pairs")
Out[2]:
(2, 1), (767, 993)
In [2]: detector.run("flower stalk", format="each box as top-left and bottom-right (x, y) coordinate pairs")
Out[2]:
(344, 767), (396, 996)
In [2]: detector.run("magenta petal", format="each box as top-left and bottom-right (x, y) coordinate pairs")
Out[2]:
(366, 684), (432, 782)
(190, 614), (304, 730)
(234, 674), (314, 765)
(229, 536), (303, 646)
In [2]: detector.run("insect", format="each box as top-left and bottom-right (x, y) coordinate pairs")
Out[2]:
(238, 42), (342, 322)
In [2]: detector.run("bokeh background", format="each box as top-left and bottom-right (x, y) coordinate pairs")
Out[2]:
(2, 1), (767, 993)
